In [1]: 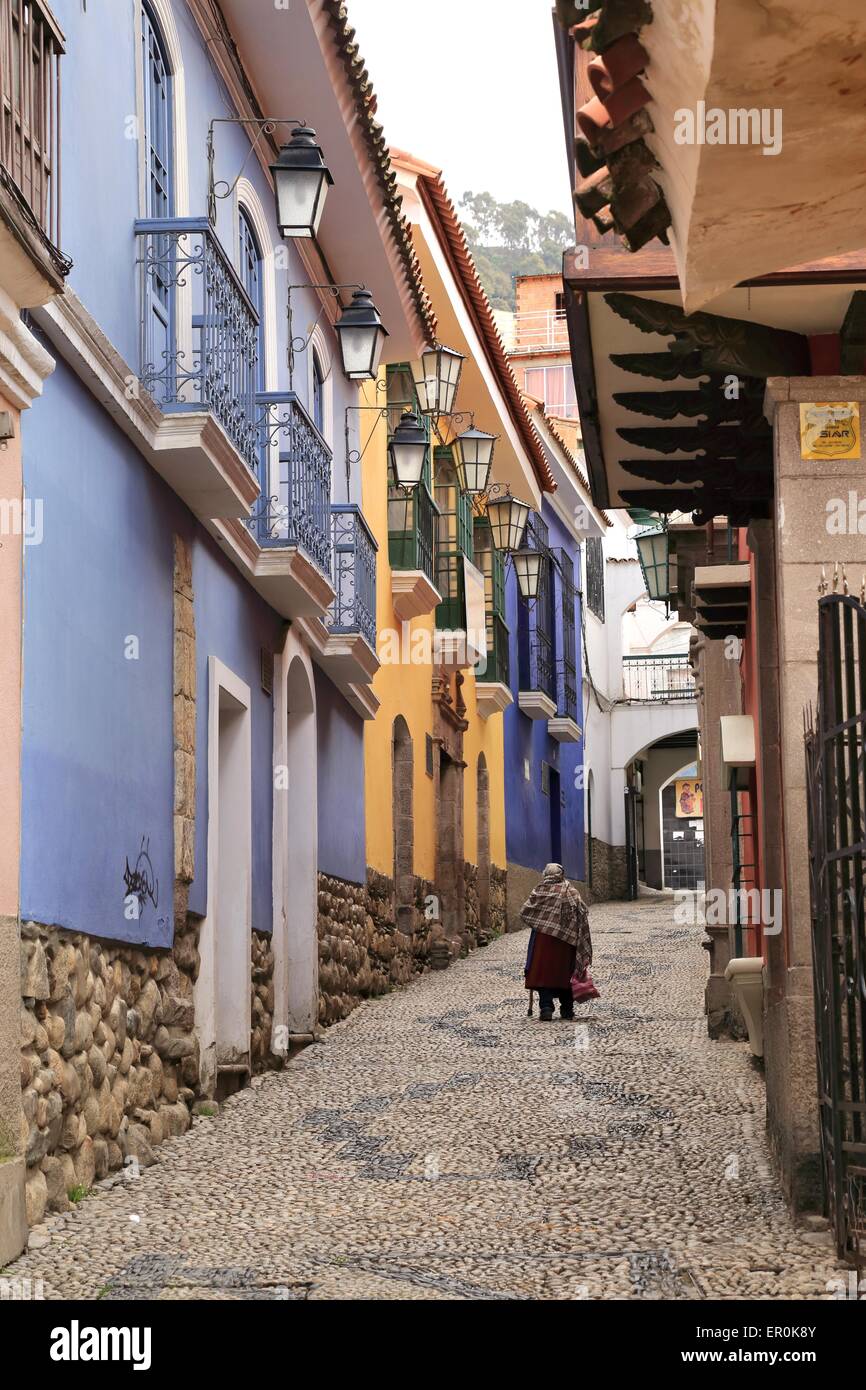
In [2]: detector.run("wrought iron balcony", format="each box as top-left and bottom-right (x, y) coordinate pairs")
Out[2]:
(388, 481), (437, 585)
(135, 217), (260, 475)
(1, 0), (64, 248)
(477, 613), (510, 686)
(556, 656), (579, 722)
(521, 633), (555, 700)
(329, 504), (377, 652)
(622, 654), (695, 702)
(245, 392), (332, 576)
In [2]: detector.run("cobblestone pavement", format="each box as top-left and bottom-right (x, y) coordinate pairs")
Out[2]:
(9, 898), (847, 1300)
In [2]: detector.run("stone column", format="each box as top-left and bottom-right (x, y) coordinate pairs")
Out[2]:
(763, 376), (866, 1209)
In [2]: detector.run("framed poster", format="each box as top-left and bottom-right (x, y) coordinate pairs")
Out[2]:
(675, 779), (703, 819)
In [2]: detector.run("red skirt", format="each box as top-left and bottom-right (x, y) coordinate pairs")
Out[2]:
(524, 931), (576, 990)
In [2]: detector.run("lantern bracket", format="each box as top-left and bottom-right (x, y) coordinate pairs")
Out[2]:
(206, 117), (307, 227)
(287, 283), (364, 388)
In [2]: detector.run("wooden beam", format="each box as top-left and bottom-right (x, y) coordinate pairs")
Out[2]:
(605, 292), (812, 377)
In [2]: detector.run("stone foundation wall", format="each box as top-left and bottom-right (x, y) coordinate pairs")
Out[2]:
(20, 921), (199, 1223)
(585, 837), (628, 902)
(318, 864), (507, 1025)
(250, 931), (276, 1072)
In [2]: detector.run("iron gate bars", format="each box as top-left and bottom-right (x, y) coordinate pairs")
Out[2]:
(805, 590), (866, 1268)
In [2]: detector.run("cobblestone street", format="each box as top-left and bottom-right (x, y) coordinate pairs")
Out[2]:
(10, 899), (846, 1301)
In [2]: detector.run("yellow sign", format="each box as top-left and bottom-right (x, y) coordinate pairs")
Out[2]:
(675, 780), (703, 819)
(799, 401), (861, 460)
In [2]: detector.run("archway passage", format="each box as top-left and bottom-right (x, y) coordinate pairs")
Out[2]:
(626, 729), (700, 892)
(392, 716), (414, 930)
(476, 754), (490, 937)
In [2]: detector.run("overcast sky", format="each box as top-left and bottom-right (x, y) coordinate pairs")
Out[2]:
(347, 0), (572, 220)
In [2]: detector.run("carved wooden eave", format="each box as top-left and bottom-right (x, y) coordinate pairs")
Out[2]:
(604, 293), (811, 378)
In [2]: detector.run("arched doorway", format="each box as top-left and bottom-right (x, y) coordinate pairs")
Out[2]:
(476, 754), (490, 935)
(392, 716), (414, 928)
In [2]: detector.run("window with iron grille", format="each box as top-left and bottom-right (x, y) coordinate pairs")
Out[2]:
(434, 447), (472, 630)
(473, 517), (509, 685)
(555, 549), (579, 722)
(517, 513), (556, 698)
(386, 364), (437, 582)
(585, 535), (605, 622)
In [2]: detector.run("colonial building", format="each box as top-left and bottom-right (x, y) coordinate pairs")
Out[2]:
(15, 0), (433, 1228)
(0, 0), (70, 1265)
(553, 0), (866, 1253)
(362, 151), (556, 960)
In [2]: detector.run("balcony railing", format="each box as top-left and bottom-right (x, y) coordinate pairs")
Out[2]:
(477, 613), (509, 686)
(245, 392), (332, 574)
(520, 634), (556, 700)
(135, 217), (260, 475)
(329, 504), (377, 651)
(556, 657), (579, 722)
(511, 308), (569, 355)
(0, 0), (64, 246)
(622, 654), (695, 702)
(388, 481), (438, 585)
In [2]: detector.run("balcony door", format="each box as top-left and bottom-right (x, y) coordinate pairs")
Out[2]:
(141, 2), (174, 401)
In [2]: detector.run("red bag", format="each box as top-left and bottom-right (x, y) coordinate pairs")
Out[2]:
(571, 968), (600, 1003)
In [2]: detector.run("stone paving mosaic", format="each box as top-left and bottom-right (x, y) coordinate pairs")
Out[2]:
(7, 898), (849, 1301)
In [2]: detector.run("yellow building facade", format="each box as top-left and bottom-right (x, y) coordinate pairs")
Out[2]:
(362, 151), (553, 949)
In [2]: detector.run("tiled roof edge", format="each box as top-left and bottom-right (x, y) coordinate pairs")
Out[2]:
(413, 169), (557, 494)
(556, 1), (672, 254)
(321, 1), (437, 344)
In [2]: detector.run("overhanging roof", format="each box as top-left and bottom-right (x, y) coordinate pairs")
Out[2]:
(214, 0), (435, 359)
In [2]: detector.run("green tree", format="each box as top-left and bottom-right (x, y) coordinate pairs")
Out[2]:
(459, 191), (573, 310)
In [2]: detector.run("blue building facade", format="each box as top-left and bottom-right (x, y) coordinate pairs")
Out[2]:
(503, 485), (586, 924)
(17, 0), (429, 1130)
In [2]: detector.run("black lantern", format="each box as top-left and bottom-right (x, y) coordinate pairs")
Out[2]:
(486, 491), (531, 553)
(513, 548), (546, 601)
(335, 288), (389, 381)
(270, 126), (333, 239)
(410, 344), (465, 416)
(453, 427), (497, 495)
(634, 522), (670, 604)
(388, 411), (428, 489)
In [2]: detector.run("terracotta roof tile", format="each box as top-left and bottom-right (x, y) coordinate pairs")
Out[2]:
(557, 2), (672, 254)
(407, 163), (556, 494)
(321, 1), (436, 344)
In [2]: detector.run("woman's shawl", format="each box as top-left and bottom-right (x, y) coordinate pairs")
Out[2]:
(520, 871), (592, 973)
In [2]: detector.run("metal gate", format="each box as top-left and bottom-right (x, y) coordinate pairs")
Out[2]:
(805, 591), (866, 1267)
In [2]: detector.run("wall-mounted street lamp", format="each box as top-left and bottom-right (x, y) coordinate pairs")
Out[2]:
(388, 410), (429, 489)
(452, 426), (497, 496)
(288, 283), (388, 387)
(485, 489), (532, 554)
(270, 126), (333, 239)
(512, 547), (546, 601)
(334, 288), (389, 381)
(634, 520), (670, 608)
(411, 344), (465, 417)
(206, 118), (332, 238)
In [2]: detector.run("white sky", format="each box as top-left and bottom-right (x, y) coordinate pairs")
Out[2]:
(346, 0), (572, 220)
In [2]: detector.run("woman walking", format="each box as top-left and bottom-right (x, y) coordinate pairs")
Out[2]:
(521, 863), (593, 1021)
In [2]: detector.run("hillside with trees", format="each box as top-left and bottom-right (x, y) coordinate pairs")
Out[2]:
(458, 191), (572, 310)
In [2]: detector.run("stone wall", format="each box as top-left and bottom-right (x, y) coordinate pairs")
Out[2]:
(20, 922), (198, 1223)
(317, 864), (507, 1025)
(250, 931), (276, 1072)
(585, 836), (628, 902)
